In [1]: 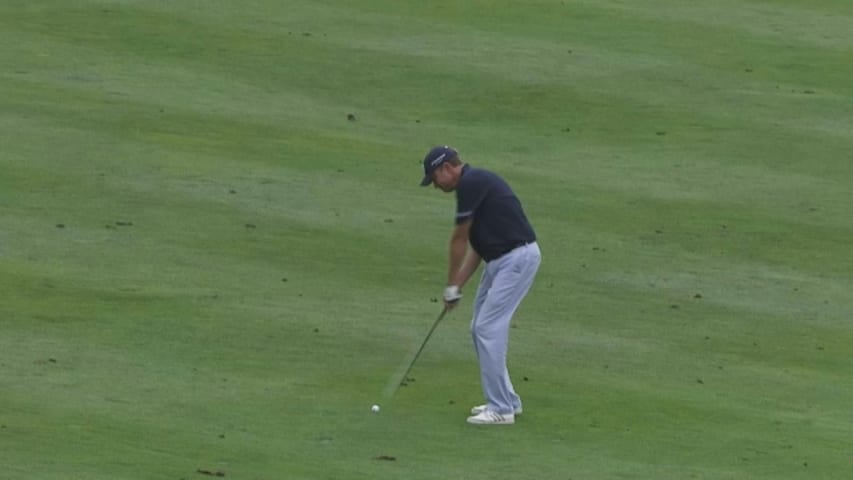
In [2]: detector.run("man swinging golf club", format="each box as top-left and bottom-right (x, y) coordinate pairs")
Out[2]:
(420, 145), (541, 425)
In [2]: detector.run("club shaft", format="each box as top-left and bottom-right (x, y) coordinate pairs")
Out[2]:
(399, 306), (447, 386)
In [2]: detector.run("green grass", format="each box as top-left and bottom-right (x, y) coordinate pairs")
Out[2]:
(2, 1), (852, 479)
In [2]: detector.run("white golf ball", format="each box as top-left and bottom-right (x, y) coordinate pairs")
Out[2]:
(371, 404), (380, 413)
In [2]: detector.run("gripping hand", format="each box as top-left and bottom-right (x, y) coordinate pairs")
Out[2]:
(443, 285), (462, 304)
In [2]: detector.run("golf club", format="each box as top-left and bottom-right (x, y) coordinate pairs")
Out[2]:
(383, 305), (449, 398)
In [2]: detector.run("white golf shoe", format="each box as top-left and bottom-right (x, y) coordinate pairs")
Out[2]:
(470, 404), (523, 416)
(466, 410), (515, 425)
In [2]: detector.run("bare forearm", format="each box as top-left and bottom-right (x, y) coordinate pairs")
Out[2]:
(447, 235), (468, 285)
(453, 250), (481, 289)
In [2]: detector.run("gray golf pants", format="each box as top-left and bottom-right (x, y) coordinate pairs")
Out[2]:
(471, 242), (541, 415)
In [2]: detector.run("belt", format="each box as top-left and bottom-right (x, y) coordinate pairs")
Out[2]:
(495, 240), (533, 260)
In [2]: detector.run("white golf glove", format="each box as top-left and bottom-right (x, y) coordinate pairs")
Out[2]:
(443, 285), (462, 303)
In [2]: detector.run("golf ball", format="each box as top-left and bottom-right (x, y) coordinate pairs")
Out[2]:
(371, 404), (380, 413)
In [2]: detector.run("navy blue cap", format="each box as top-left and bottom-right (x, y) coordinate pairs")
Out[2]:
(419, 145), (458, 186)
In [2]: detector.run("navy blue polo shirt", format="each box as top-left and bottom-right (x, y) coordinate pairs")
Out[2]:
(455, 165), (536, 262)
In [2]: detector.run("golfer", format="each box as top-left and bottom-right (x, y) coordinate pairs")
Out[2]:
(420, 145), (541, 425)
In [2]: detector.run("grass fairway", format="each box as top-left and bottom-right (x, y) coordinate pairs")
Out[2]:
(2, 1), (853, 478)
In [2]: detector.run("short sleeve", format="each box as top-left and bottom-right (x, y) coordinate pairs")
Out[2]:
(455, 175), (487, 225)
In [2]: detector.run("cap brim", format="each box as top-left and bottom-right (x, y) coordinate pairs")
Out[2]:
(419, 175), (432, 186)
